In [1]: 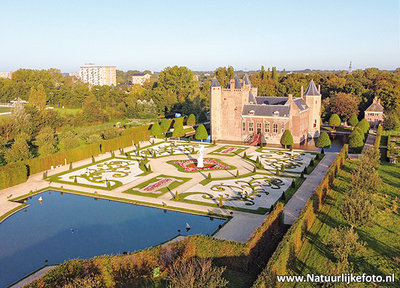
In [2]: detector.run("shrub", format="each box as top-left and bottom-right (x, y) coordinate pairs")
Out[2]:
(316, 132), (331, 148)
(356, 118), (370, 134)
(186, 114), (196, 126)
(348, 113), (359, 127)
(280, 130), (293, 149)
(150, 122), (163, 138)
(195, 124), (208, 141)
(328, 114), (341, 129)
(348, 130), (364, 150)
(160, 118), (171, 133)
(383, 111), (400, 131)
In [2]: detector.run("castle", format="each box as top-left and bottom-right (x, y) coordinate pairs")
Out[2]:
(210, 75), (321, 145)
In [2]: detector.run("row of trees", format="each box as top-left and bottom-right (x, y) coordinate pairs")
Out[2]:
(248, 67), (400, 122)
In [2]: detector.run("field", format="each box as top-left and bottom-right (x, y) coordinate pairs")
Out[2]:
(288, 161), (400, 287)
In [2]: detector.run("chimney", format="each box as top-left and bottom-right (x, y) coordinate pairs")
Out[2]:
(318, 85), (321, 93)
(300, 86), (304, 98)
(230, 79), (235, 90)
(288, 94), (293, 101)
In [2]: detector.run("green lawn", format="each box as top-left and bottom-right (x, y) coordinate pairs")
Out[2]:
(290, 161), (400, 287)
(53, 107), (82, 116)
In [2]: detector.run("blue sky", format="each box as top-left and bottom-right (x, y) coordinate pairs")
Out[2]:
(0, 0), (399, 72)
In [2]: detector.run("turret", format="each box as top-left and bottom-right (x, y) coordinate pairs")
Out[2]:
(210, 78), (222, 141)
(303, 79), (321, 138)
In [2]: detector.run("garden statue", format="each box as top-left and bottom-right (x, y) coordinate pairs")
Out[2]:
(197, 145), (204, 168)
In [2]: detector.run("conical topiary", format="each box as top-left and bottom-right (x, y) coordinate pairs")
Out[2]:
(92, 156), (95, 163)
(236, 170), (239, 178)
(207, 173), (211, 180)
(253, 166), (257, 173)
(69, 162), (73, 170)
(291, 179), (296, 188)
(243, 151), (247, 158)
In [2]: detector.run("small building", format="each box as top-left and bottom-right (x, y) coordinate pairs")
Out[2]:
(131, 73), (151, 85)
(364, 97), (384, 128)
(79, 64), (116, 86)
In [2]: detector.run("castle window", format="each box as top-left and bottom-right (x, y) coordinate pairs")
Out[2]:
(265, 122), (270, 133)
(273, 111), (279, 116)
(249, 110), (255, 115)
(273, 123), (278, 133)
(314, 119), (317, 128)
(257, 122), (261, 132)
(242, 122), (246, 132)
(249, 122), (254, 132)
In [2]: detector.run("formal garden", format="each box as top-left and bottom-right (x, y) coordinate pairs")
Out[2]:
(42, 142), (321, 215)
(48, 157), (149, 190)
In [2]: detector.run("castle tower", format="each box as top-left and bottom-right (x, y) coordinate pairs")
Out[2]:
(348, 61), (353, 74)
(210, 78), (222, 141)
(302, 79), (321, 138)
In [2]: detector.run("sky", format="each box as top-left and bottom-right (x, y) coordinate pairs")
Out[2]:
(0, 0), (399, 72)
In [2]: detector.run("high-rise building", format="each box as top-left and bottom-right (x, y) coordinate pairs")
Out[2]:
(79, 64), (116, 86)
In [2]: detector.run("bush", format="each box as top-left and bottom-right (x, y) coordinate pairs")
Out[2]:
(348, 113), (359, 127)
(186, 114), (196, 126)
(195, 124), (208, 141)
(280, 130), (293, 149)
(316, 132), (331, 148)
(328, 114), (341, 129)
(356, 118), (370, 134)
(150, 122), (163, 138)
(102, 128), (120, 140)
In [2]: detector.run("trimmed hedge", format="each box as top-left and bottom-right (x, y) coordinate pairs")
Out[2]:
(0, 163), (27, 190)
(252, 144), (348, 288)
(0, 125), (150, 190)
(374, 125), (383, 148)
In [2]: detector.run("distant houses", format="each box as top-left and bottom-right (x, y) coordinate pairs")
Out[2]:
(364, 97), (384, 128)
(131, 73), (151, 85)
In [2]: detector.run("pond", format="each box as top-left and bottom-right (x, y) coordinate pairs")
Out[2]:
(0, 191), (226, 287)
(294, 133), (349, 152)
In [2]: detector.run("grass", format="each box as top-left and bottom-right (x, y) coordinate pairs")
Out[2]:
(123, 174), (191, 198)
(53, 107), (82, 116)
(289, 161), (400, 287)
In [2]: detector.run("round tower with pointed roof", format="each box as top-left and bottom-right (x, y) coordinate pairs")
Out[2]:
(302, 79), (321, 138)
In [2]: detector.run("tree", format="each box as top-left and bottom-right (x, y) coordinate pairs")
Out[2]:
(35, 84), (47, 111)
(151, 122), (163, 138)
(316, 132), (331, 148)
(383, 111), (400, 130)
(330, 93), (360, 122)
(348, 130), (364, 150)
(160, 119), (171, 133)
(167, 257), (228, 288)
(342, 192), (375, 227)
(187, 114), (196, 126)
(324, 226), (366, 264)
(10, 98), (32, 135)
(195, 124), (208, 141)
(280, 129), (293, 149)
(34, 126), (57, 156)
(82, 94), (107, 123)
(172, 122), (184, 138)
(271, 67), (278, 81)
(328, 114), (341, 130)
(348, 113), (359, 127)
(198, 110), (207, 123)
(61, 131), (80, 150)
(4, 134), (32, 164)
(356, 118), (370, 134)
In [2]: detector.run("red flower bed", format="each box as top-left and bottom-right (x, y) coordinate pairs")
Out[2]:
(171, 158), (231, 172)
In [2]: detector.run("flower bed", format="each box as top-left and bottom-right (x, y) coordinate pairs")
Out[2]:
(143, 178), (173, 192)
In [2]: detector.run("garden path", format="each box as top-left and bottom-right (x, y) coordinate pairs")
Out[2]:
(283, 152), (337, 225)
